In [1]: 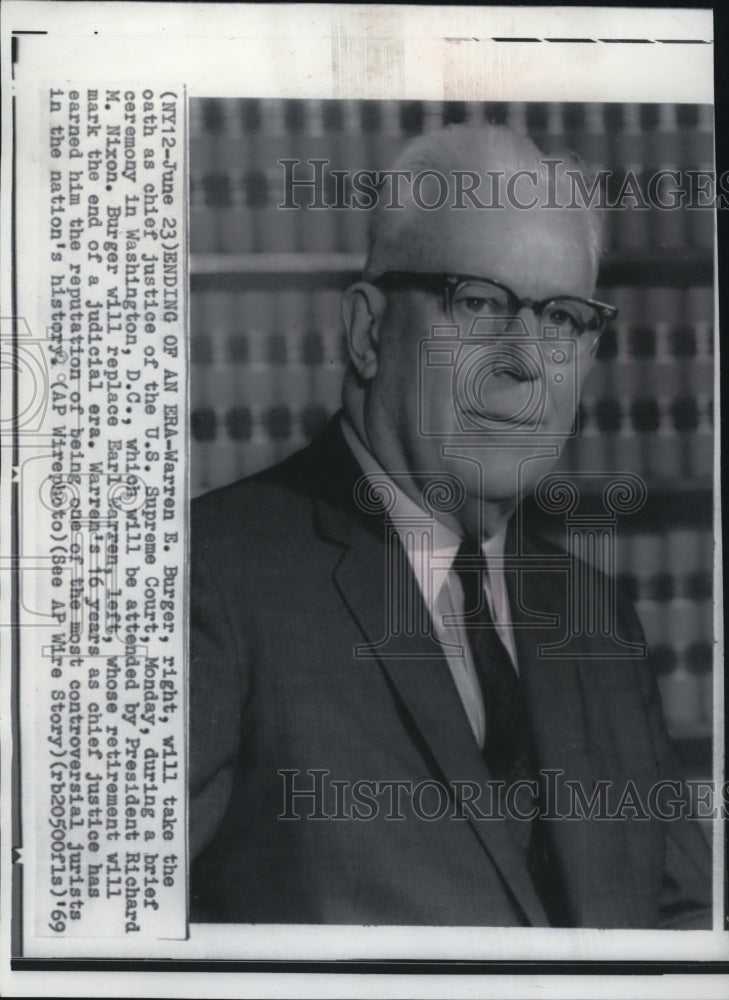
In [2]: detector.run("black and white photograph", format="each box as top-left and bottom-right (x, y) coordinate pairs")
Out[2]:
(188, 95), (715, 929)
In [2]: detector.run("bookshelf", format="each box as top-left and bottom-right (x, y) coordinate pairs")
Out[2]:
(188, 98), (716, 767)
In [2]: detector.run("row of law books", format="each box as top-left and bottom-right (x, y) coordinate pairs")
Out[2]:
(528, 524), (714, 739)
(614, 536), (712, 603)
(188, 99), (715, 183)
(563, 392), (713, 482)
(190, 285), (714, 357)
(189, 179), (715, 257)
(189, 97), (715, 145)
(189, 394), (713, 500)
(569, 526), (714, 737)
(190, 283), (714, 378)
(188, 301), (714, 483)
(189, 392), (714, 443)
(190, 388), (713, 487)
(189, 98), (716, 257)
(189, 353), (715, 430)
(190, 403), (331, 494)
(593, 285), (714, 369)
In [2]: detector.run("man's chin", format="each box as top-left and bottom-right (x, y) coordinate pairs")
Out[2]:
(468, 465), (564, 520)
(453, 491), (519, 538)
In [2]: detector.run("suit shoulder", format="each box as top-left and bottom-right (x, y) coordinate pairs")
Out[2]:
(195, 441), (314, 505)
(520, 526), (639, 616)
(191, 441), (332, 561)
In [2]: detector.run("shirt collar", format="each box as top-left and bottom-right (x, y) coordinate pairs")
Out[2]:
(340, 415), (506, 596)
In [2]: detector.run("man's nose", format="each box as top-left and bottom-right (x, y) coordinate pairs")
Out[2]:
(503, 305), (540, 338)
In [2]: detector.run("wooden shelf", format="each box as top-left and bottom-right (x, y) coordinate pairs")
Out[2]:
(596, 253), (714, 289)
(190, 252), (365, 277)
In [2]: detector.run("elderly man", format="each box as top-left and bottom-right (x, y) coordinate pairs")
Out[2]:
(189, 124), (711, 927)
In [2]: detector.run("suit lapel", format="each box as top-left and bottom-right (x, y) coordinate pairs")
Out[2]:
(508, 546), (592, 923)
(317, 486), (549, 927)
(508, 528), (636, 926)
(305, 421), (642, 926)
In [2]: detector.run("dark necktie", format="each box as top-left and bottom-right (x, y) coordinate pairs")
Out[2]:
(453, 537), (569, 923)
(453, 537), (538, 852)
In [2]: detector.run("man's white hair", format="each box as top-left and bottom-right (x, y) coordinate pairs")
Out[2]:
(363, 123), (605, 281)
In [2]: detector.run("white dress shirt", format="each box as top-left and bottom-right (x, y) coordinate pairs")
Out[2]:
(341, 418), (519, 750)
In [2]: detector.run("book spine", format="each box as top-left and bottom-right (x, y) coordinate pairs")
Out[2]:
(293, 100), (342, 253)
(190, 289), (214, 496)
(190, 99), (226, 254)
(578, 103), (614, 250)
(690, 529), (714, 730)
(586, 303), (618, 400)
(261, 292), (293, 467)
(310, 288), (347, 418)
(570, 394), (604, 474)
(234, 289), (278, 475)
(595, 396), (623, 473)
(681, 104), (715, 252)
(341, 99), (373, 256)
(688, 392), (714, 482)
(661, 594), (704, 736)
(613, 393), (643, 474)
(255, 99), (297, 252)
(629, 530), (664, 650)
(681, 286), (714, 399)
(222, 314), (252, 485)
(612, 104), (649, 258)
(610, 286), (644, 397)
(219, 100), (257, 254)
(648, 105), (685, 253)
(276, 288), (311, 454)
(206, 290), (240, 490)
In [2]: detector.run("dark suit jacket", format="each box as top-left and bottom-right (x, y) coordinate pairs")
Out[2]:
(190, 416), (711, 927)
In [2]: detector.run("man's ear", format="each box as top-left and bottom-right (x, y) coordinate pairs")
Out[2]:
(341, 282), (388, 381)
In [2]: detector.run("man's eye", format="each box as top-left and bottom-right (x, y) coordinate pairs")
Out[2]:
(461, 296), (499, 314)
(545, 307), (579, 330)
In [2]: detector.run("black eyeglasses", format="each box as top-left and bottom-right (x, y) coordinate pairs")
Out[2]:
(372, 271), (617, 354)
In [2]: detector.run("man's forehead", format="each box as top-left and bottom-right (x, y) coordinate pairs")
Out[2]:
(396, 202), (596, 298)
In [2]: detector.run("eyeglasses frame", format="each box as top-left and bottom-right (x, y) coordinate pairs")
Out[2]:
(371, 271), (618, 347)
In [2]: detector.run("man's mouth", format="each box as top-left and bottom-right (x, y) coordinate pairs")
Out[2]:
(461, 408), (543, 430)
(486, 364), (536, 384)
